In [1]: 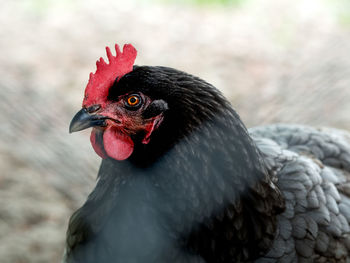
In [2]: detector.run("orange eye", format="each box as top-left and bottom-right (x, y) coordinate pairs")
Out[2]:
(126, 94), (141, 108)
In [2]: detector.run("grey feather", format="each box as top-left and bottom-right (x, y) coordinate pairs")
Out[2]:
(338, 213), (349, 233)
(324, 182), (341, 202)
(339, 202), (350, 222)
(265, 236), (286, 258)
(292, 215), (307, 239)
(306, 190), (320, 209)
(327, 212), (342, 237)
(295, 238), (314, 257)
(304, 216), (318, 239)
(309, 204), (330, 226)
(251, 124), (350, 262)
(321, 167), (341, 184)
(315, 231), (329, 253)
(326, 194), (339, 214)
(282, 200), (295, 219)
(278, 216), (293, 240)
(314, 185), (327, 205)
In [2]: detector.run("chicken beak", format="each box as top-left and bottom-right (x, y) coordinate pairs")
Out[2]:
(69, 108), (107, 133)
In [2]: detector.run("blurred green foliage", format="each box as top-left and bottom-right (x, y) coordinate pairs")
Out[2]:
(22, 0), (74, 14)
(326, 0), (350, 26)
(159, 0), (245, 6)
(336, 3), (350, 26)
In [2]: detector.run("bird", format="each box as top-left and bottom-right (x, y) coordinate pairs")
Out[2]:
(65, 43), (350, 263)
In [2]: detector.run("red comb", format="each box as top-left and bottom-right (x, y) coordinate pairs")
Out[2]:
(83, 44), (137, 107)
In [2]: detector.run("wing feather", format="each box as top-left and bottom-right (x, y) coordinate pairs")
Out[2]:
(251, 124), (350, 262)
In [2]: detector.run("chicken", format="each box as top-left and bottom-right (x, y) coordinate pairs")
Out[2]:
(65, 44), (350, 263)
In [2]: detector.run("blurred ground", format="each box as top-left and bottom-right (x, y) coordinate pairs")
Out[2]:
(0, 0), (350, 262)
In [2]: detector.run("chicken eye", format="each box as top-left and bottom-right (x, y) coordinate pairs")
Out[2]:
(125, 94), (142, 109)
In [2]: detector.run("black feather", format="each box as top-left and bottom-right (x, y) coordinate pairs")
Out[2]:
(65, 66), (350, 263)
(142, 99), (168, 119)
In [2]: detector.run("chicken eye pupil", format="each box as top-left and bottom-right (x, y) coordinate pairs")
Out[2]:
(126, 95), (141, 108)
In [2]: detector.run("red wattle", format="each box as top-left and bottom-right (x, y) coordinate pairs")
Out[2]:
(103, 126), (134, 161)
(90, 129), (108, 159)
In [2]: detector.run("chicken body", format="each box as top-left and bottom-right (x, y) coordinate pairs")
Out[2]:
(66, 66), (350, 263)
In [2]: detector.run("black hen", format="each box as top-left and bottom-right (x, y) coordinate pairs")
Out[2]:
(65, 45), (350, 263)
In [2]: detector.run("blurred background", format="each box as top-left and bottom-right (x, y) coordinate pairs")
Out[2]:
(0, 0), (350, 262)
